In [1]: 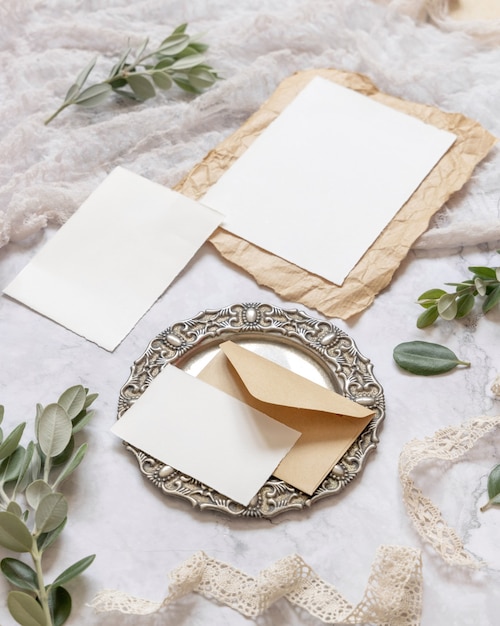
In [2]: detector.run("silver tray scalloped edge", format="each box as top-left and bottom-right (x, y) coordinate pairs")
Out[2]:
(117, 303), (385, 518)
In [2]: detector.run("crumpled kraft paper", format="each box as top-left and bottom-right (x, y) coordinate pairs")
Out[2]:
(175, 68), (496, 320)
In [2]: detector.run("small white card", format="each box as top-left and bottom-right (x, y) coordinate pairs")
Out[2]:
(3, 167), (223, 350)
(110, 365), (301, 506)
(201, 76), (457, 286)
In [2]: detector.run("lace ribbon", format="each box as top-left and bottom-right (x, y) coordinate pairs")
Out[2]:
(399, 414), (500, 569)
(90, 545), (422, 624)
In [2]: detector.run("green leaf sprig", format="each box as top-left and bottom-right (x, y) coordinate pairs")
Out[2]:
(0, 385), (97, 626)
(44, 23), (220, 124)
(416, 258), (500, 328)
(480, 464), (500, 512)
(393, 340), (470, 376)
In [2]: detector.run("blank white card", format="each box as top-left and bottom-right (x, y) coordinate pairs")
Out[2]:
(111, 365), (300, 506)
(4, 167), (223, 350)
(201, 77), (456, 286)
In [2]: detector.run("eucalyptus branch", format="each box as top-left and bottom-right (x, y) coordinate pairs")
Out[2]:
(45, 23), (220, 124)
(0, 386), (97, 626)
(416, 256), (500, 328)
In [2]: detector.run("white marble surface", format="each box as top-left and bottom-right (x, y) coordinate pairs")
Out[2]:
(1, 222), (500, 625)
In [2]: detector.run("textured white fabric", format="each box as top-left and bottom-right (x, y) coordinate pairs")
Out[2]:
(1, 0), (499, 252)
(89, 545), (423, 625)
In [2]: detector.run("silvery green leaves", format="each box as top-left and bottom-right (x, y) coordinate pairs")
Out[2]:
(416, 260), (500, 328)
(393, 341), (470, 376)
(44, 23), (220, 124)
(480, 464), (500, 512)
(0, 386), (96, 626)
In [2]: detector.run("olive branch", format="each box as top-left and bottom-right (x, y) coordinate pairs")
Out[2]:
(45, 23), (220, 124)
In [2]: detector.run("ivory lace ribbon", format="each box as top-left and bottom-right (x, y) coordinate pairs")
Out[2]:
(90, 545), (422, 624)
(399, 414), (500, 569)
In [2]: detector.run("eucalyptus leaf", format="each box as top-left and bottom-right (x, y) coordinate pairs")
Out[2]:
(52, 444), (87, 489)
(35, 493), (67, 534)
(456, 293), (475, 318)
(134, 38), (149, 61)
(57, 387), (86, 420)
(52, 554), (95, 588)
(482, 284), (500, 314)
(188, 67), (217, 90)
(417, 288), (447, 308)
(416, 303), (444, 329)
(0, 511), (33, 552)
(7, 590), (47, 626)
(172, 75), (200, 94)
(1, 558), (38, 592)
(108, 47), (131, 78)
(34, 404), (43, 434)
(0, 405), (4, 424)
(71, 409), (94, 434)
(169, 53), (206, 70)
(480, 464), (500, 511)
(469, 265), (497, 280)
(157, 33), (190, 56)
(172, 23), (188, 34)
(64, 56), (97, 103)
(48, 585), (71, 626)
(0, 447), (26, 484)
(36, 518), (67, 553)
(126, 74), (156, 100)
(37, 404), (72, 458)
(0, 423), (26, 461)
(74, 56), (97, 89)
(437, 293), (458, 320)
(83, 392), (98, 410)
(7, 501), (23, 517)
(52, 436), (74, 467)
(474, 276), (486, 296)
(487, 464), (500, 499)
(15, 443), (35, 493)
(74, 82), (112, 107)
(26, 480), (52, 510)
(393, 341), (470, 376)
(152, 70), (173, 90)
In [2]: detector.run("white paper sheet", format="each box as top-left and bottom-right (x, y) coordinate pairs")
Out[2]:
(110, 365), (301, 506)
(3, 167), (223, 350)
(201, 76), (457, 286)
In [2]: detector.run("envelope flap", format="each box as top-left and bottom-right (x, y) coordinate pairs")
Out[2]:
(219, 341), (373, 418)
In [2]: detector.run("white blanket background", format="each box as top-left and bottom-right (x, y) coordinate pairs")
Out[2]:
(1, 0), (499, 252)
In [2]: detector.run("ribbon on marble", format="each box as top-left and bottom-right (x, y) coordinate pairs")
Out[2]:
(90, 544), (422, 625)
(399, 413), (500, 569)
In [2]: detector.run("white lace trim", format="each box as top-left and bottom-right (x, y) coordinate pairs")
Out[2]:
(399, 414), (500, 569)
(89, 545), (423, 624)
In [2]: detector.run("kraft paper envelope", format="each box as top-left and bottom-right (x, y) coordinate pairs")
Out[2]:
(197, 341), (375, 495)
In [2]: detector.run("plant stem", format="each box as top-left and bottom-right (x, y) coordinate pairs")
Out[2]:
(32, 540), (52, 626)
(44, 102), (71, 125)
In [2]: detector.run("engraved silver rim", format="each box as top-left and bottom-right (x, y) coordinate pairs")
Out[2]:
(117, 303), (385, 518)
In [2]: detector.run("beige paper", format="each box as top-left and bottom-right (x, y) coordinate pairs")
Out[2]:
(175, 69), (496, 319)
(197, 341), (374, 495)
(449, 0), (500, 21)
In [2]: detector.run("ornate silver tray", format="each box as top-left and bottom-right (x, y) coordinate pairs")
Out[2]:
(117, 303), (385, 518)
